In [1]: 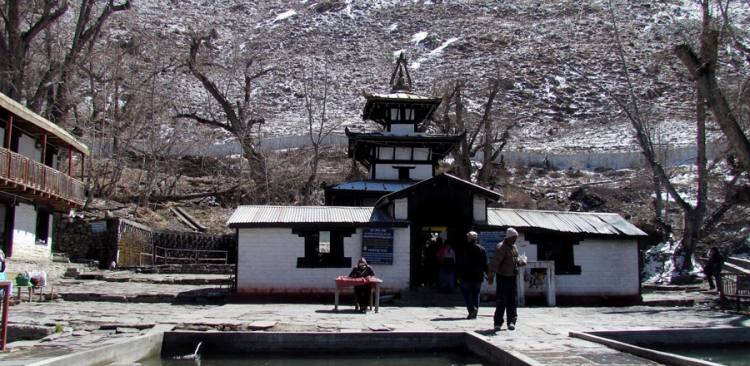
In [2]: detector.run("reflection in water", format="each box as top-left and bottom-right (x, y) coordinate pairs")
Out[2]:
(654, 346), (749, 366)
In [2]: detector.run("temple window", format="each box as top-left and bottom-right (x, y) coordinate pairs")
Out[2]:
(390, 107), (400, 121)
(397, 167), (411, 180)
(395, 147), (411, 160)
(404, 108), (414, 121)
(379, 147), (394, 160)
(413, 148), (429, 160)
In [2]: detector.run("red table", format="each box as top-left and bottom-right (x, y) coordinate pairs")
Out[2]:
(334, 276), (383, 313)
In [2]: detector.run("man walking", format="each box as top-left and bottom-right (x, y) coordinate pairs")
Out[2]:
(488, 227), (521, 331)
(456, 231), (488, 319)
(704, 247), (725, 300)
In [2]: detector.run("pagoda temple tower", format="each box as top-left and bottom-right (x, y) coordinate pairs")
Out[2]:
(325, 53), (463, 206)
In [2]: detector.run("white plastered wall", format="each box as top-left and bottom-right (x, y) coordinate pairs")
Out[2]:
(18, 134), (42, 162)
(472, 195), (486, 223)
(483, 234), (639, 297)
(236, 226), (411, 293)
(394, 198), (408, 220)
(389, 124), (415, 135)
(10, 202), (51, 260)
(374, 164), (432, 180)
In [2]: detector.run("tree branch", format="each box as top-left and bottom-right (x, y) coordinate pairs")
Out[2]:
(21, 0), (69, 44)
(675, 44), (750, 172)
(174, 112), (231, 131)
(187, 34), (241, 127)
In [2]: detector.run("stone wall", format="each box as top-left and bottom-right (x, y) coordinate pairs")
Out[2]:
(153, 231), (235, 264)
(55, 218), (236, 269)
(54, 218), (118, 266)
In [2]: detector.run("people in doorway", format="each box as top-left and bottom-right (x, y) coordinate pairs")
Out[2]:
(436, 238), (456, 292)
(704, 247), (725, 299)
(423, 237), (438, 287)
(349, 258), (375, 313)
(488, 227), (522, 331)
(455, 231), (487, 319)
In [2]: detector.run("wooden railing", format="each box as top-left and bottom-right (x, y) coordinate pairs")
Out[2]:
(0, 147), (85, 207)
(152, 246), (229, 265)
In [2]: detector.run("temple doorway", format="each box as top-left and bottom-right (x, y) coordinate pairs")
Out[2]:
(407, 181), (475, 289)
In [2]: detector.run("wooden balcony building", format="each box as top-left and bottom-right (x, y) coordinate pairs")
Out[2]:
(0, 92), (89, 262)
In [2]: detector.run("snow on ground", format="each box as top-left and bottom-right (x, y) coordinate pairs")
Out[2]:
(411, 31), (428, 45)
(429, 37), (459, 55)
(642, 238), (703, 284)
(273, 10), (297, 23)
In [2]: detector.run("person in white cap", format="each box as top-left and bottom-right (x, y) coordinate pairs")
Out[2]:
(488, 227), (522, 331)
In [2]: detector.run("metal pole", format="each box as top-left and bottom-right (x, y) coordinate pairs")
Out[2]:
(1, 282), (9, 351)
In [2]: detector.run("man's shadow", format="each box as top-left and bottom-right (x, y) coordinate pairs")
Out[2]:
(431, 317), (468, 321)
(475, 328), (502, 336)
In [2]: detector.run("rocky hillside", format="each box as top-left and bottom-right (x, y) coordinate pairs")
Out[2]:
(107, 0), (749, 152)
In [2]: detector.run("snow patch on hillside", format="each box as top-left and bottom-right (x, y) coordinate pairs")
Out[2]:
(642, 239), (702, 284)
(411, 31), (428, 45)
(430, 37), (459, 55)
(273, 10), (297, 23)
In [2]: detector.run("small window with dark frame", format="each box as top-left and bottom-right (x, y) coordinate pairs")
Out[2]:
(397, 167), (411, 180)
(319, 231), (331, 254)
(296, 229), (352, 268)
(536, 242), (581, 275)
(35, 210), (50, 245)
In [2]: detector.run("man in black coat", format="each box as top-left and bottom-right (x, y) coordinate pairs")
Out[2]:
(705, 247), (725, 300)
(455, 231), (488, 319)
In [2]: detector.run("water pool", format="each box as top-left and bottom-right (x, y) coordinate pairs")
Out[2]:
(139, 351), (487, 366)
(570, 327), (750, 366)
(651, 345), (749, 366)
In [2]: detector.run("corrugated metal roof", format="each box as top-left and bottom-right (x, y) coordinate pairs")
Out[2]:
(227, 205), (401, 227)
(487, 208), (646, 237)
(366, 92), (438, 101)
(329, 181), (414, 192)
(375, 173), (501, 207)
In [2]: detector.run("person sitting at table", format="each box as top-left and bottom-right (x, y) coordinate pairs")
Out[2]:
(349, 258), (375, 313)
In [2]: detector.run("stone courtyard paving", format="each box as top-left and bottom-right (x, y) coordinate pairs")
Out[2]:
(0, 275), (747, 365)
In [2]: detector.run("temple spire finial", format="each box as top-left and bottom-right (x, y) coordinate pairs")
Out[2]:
(389, 52), (412, 93)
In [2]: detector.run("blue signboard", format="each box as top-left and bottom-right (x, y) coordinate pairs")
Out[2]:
(478, 231), (505, 261)
(362, 228), (394, 265)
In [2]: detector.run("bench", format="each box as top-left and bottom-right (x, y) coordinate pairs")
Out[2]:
(4, 272), (46, 302)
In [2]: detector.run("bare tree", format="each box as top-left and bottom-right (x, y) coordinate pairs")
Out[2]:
(177, 33), (274, 203)
(600, 0), (750, 274)
(299, 57), (341, 204)
(674, 1), (750, 173)
(0, 0), (69, 100)
(434, 79), (516, 183)
(0, 0), (131, 125)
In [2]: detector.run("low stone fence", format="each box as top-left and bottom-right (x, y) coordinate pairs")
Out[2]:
(55, 218), (236, 270)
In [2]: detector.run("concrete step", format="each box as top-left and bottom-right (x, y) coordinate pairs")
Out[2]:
(58, 288), (229, 304)
(393, 288), (467, 307)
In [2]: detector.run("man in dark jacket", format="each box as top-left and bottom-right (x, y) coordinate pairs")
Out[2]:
(456, 231), (488, 319)
(704, 247), (725, 299)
